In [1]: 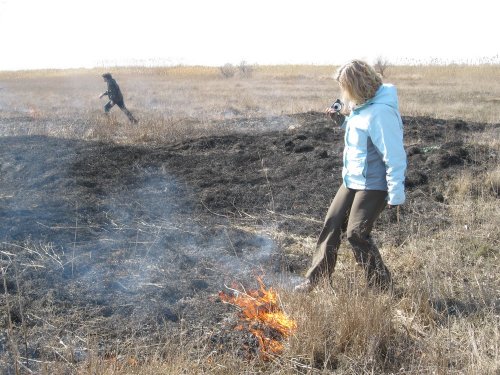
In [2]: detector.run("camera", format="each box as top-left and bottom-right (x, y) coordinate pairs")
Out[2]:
(330, 99), (343, 113)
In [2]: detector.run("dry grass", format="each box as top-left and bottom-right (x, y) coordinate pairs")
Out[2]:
(1, 64), (498, 145)
(1, 64), (499, 374)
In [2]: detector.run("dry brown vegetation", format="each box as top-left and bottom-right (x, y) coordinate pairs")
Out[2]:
(0, 64), (499, 374)
(1, 64), (498, 144)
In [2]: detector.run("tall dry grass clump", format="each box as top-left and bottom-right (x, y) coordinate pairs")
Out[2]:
(285, 279), (403, 373)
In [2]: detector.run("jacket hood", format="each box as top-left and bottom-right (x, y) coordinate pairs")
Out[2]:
(367, 83), (399, 110)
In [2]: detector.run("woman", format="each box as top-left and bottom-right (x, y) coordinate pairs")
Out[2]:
(296, 60), (406, 292)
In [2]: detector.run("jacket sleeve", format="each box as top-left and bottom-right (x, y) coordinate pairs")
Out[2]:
(368, 109), (407, 205)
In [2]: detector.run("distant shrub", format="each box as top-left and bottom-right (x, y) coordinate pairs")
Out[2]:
(219, 63), (236, 78)
(238, 60), (254, 78)
(373, 56), (389, 77)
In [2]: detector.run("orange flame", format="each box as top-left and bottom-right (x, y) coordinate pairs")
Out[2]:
(219, 277), (297, 358)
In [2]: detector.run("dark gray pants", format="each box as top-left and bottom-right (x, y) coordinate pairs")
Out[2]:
(305, 184), (391, 289)
(104, 100), (138, 123)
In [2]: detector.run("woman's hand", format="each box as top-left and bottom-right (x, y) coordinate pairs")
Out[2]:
(325, 107), (345, 125)
(325, 107), (337, 117)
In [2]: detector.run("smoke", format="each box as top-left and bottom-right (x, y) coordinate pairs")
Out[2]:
(0, 135), (294, 326)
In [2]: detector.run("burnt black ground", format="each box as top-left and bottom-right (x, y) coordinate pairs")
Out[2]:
(0, 112), (498, 371)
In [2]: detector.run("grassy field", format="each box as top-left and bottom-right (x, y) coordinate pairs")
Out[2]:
(1, 64), (499, 143)
(0, 64), (499, 374)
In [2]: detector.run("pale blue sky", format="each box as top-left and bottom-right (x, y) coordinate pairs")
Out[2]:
(0, 0), (498, 71)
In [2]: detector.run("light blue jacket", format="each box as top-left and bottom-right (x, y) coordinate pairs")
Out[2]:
(341, 84), (406, 205)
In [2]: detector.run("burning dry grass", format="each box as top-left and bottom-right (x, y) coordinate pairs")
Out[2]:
(219, 277), (297, 359)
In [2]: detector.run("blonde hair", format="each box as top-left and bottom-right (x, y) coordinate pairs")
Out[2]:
(334, 60), (382, 105)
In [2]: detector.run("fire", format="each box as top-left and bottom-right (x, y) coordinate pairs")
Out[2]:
(219, 277), (297, 358)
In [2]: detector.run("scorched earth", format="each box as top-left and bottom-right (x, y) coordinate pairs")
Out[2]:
(0, 111), (497, 370)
